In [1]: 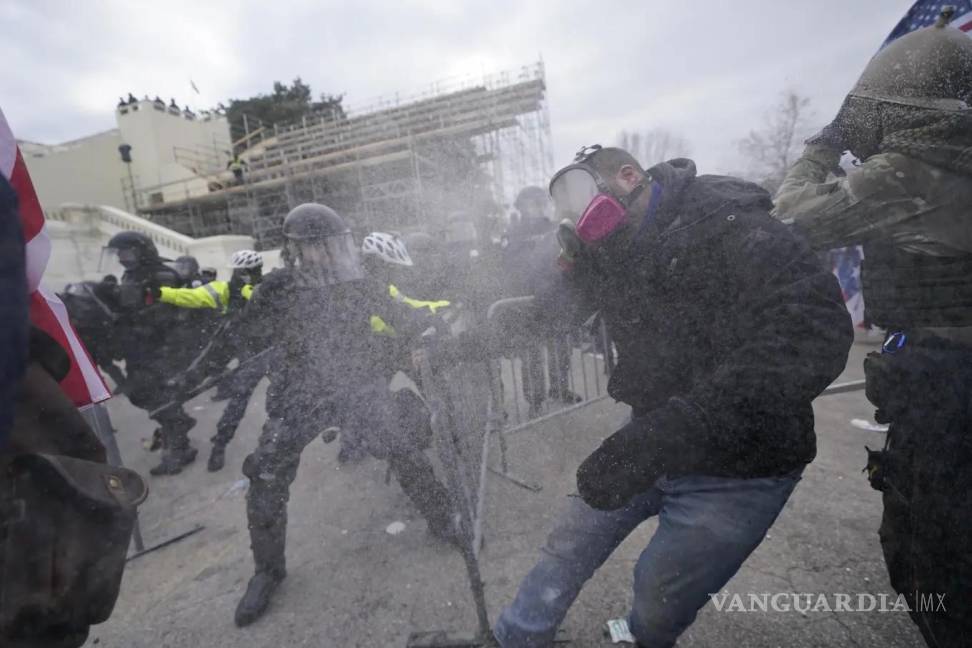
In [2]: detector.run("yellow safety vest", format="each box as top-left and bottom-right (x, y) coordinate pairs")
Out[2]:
(160, 281), (253, 314)
(370, 284), (451, 337)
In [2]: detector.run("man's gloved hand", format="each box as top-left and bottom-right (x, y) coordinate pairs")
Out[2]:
(805, 121), (847, 152)
(576, 417), (665, 511)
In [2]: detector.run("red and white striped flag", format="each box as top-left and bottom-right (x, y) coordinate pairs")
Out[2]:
(0, 106), (110, 409)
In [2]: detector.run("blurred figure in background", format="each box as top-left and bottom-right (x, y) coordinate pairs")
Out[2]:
(100, 231), (199, 475)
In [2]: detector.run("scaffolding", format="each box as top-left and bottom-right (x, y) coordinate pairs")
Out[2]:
(138, 62), (553, 249)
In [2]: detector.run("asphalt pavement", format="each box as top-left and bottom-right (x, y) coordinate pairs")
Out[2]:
(86, 336), (924, 647)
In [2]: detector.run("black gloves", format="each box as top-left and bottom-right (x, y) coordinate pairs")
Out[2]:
(576, 399), (710, 511)
(576, 416), (665, 511)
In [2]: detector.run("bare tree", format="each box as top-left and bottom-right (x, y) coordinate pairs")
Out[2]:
(617, 128), (692, 167)
(737, 91), (815, 193)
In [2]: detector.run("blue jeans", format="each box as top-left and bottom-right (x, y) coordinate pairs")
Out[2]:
(494, 470), (802, 648)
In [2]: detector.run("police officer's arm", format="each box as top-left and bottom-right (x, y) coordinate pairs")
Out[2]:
(159, 281), (230, 311)
(772, 144), (929, 250)
(231, 273), (282, 357)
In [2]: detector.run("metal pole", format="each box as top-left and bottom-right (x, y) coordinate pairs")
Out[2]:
(125, 163), (137, 212)
(820, 379), (867, 396)
(419, 353), (491, 639)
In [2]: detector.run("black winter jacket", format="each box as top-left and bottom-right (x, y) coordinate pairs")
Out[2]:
(570, 159), (853, 479)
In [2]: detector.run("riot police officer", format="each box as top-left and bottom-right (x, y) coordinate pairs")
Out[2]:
(233, 204), (455, 627)
(774, 15), (972, 646)
(101, 231), (199, 476)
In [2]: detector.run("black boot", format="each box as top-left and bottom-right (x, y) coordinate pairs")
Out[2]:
(149, 412), (197, 476)
(234, 568), (286, 627)
(207, 442), (226, 472)
(235, 526), (287, 627)
(150, 445), (197, 475)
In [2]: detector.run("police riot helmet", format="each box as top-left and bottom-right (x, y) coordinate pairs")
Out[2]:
(282, 203), (363, 285)
(102, 231), (159, 271)
(171, 255), (200, 284)
(283, 203), (348, 241)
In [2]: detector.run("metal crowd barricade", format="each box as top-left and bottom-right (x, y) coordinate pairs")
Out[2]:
(407, 296), (612, 646)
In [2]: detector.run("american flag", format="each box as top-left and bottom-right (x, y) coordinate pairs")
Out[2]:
(831, 247), (866, 328)
(884, 0), (972, 45)
(0, 107), (110, 409)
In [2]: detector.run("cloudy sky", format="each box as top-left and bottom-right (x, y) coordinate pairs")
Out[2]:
(1, 0), (912, 173)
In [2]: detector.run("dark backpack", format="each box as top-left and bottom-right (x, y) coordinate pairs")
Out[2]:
(0, 329), (146, 647)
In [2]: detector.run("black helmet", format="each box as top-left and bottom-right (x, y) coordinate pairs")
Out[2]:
(104, 231), (159, 270)
(171, 255), (200, 283)
(283, 203), (363, 284)
(106, 231), (159, 257)
(282, 203), (348, 241)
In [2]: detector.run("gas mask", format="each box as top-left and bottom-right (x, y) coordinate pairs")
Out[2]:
(549, 145), (649, 268)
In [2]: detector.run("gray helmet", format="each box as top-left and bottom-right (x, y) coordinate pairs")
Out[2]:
(849, 21), (972, 110)
(282, 203), (348, 241)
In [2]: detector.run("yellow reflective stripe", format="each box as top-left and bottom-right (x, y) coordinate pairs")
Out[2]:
(203, 283), (224, 312)
(370, 315), (397, 337)
(405, 296), (451, 314)
(388, 284), (450, 314)
(242, 284), (254, 300)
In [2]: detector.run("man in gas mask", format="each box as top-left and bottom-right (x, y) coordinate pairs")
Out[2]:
(100, 231), (198, 476)
(493, 145), (853, 647)
(232, 203), (456, 627)
(774, 15), (972, 647)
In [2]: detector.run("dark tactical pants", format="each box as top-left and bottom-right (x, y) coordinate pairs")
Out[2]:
(865, 341), (972, 647)
(125, 362), (195, 451)
(241, 378), (453, 574)
(212, 355), (267, 448)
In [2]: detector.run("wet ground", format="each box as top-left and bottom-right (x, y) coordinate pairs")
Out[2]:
(86, 336), (923, 647)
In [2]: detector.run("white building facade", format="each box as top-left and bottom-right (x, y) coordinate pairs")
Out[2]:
(20, 99), (232, 215)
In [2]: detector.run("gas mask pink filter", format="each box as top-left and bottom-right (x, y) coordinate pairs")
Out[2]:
(549, 145), (647, 246)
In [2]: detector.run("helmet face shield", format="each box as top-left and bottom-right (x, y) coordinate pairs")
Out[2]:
(293, 232), (364, 285)
(98, 246), (135, 274)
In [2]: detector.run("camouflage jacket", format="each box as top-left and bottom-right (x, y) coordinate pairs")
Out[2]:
(772, 144), (972, 256)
